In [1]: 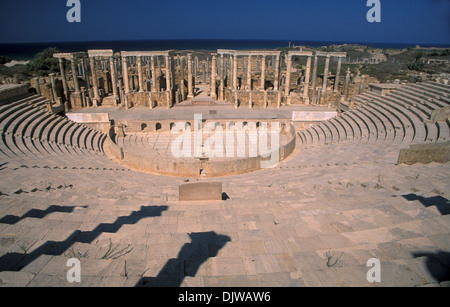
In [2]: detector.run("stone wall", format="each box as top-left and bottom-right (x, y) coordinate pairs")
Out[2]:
(0, 84), (30, 104)
(105, 122), (297, 177)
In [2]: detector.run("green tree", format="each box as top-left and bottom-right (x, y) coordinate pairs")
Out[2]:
(27, 47), (60, 76)
(406, 51), (425, 72)
(0, 55), (12, 65)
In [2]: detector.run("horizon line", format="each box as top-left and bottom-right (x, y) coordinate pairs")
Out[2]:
(0, 38), (449, 48)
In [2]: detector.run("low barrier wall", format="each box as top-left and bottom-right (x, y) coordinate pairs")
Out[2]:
(106, 123), (297, 177)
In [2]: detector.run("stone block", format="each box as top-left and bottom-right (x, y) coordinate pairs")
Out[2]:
(430, 106), (450, 123)
(179, 182), (223, 201)
(397, 142), (450, 165)
(291, 111), (337, 122)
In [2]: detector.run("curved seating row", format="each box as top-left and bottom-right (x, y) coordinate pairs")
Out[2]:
(298, 81), (450, 150)
(0, 95), (118, 169)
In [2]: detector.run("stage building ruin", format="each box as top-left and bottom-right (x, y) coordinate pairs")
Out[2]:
(41, 49), (350, 111)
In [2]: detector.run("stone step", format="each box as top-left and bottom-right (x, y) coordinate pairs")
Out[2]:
(368, 93), (427, 143)
(396, 87), (444, 110)
(359, 93), (414, 143)
(0, 101), (46, 133)
(419, 81), (450, 95)
(0, 95), (44, 117)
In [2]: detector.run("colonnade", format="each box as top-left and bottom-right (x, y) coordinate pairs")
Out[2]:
(53, 49), (347, 110)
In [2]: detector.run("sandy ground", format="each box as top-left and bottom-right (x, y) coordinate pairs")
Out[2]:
(4, 60), (29, 67)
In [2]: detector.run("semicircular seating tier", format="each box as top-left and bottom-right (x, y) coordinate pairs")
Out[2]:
(298, 81), (449, 149)
(0, 94), (125, 170)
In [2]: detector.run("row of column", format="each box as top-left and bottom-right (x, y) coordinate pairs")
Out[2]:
(284, 53), (345, 105)
(55, 50), (346, 110)
(225, 54), (281, 92)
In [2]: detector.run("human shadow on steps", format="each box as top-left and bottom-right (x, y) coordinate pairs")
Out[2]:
(136, 231), (231, 287)
(412, 251), (450, 283)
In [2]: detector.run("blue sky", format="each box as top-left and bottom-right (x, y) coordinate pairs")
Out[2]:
(0, 0), (449, 44)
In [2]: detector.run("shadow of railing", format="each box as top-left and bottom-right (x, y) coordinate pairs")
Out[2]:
(136, 231), (231, 287)
(0, 205), (168, 272)
(0, 205), (86, 225)
(401, 193), (450, 215)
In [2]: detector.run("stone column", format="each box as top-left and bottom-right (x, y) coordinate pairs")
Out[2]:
(71, 59), (80, 93)
(233, 55), (238, 90)
(58, 58), (70, 111)
(149, 92), (154, 109)
(122, 56), (129, 109)
(260, 55), (265, 91)
(344, 68), (351, 98)
(165, 55), (171, 108)
(80, 86), (87, 108)
(303, 56), (311, 104)
(274, 54), (280, 91)
(137, 56), (144, 93)
(206, 57), (209, 81)
(284, 54), (292, 97)
(157, 56), (162, 77)
(277, 91), (282, 108)
(49, 73), (58, 103)
(102, 69), (109, 94)
(264, 90), (268, 108)
(311, 54), (318, 90)
(82, 58), (93, 105)
(187, 53), (194, 99)
(210, 53), (217, 100)
(246, 55), (252, 90)
(89, 57), (100, 106)
(34, 78), (41, 95)
(202, 61), (206, 84)
(150, 56), (157, 92)
(219, 54), (224, 100)
(322, 54), (330, 93)
(180, 56), (185, 101)
(359, 75), (365, 94)
(195, 57), (198, 79)
(109, 56), (118, 106)
(334, 57), (342, 92)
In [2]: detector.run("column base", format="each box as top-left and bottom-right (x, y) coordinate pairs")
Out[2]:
(166, 91), (172, 109)
(69, 92), (82, 109)
(302, 96), (310, 105)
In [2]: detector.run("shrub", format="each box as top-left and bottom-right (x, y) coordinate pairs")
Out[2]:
(27, 47), (60, 76)
(0, 55), (12, 65)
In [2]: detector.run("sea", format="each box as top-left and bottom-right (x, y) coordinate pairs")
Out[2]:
(0, 39), (449, 60)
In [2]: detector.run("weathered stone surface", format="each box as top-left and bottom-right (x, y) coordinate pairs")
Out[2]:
(291, 111), (337, 121)
(430, 106), (450, 123)
(179, 182), (223, 201)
